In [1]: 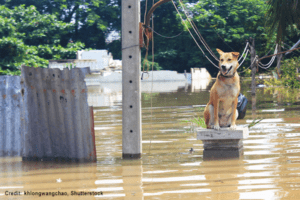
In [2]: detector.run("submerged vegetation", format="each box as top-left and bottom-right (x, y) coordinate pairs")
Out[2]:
(265, 57), (300, 89)
(181, 116), (207, 129)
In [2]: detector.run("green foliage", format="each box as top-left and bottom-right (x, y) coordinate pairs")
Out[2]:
(265, 57), (300, 88)
(263, 86), (300, 104)
(0, 37), (27, 71)
(140, 0), (273, 76)
(0, 5), (86, 74)
(248, 118), (263, 129)
(141, 58), (163, 71)
(265, 0), (300, 43)
(181, 116), (207, 129)
(65, 63), (75, 69)
(181, 107), (207, 129)
(264, 75), (282, 87)
(280, 57), (300, 88)
(3, 0), (120, 49)
(189, 0), (270, 58)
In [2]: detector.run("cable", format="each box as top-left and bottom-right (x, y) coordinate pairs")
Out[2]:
(258, 59), (276, 69)
(180, 0), (236, 52)
(144, 0), (148, 27)
(172, 0), (220, 69)
(238, 55), (258, 73)
(178, 0), (250, 65)
(238, 49), (249, 67)
(258, 44), (278, 69)
(238, 42), (249, 62)
(259, 55), (276, 67)
(283, 42), (300, 56)
(259, 44), (278, 66)
(122, 44), (140, 50)
(178, 0), (219, 61)
(144, 25), (184, 39)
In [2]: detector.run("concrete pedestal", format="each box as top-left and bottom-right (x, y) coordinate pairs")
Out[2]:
(197, 127), (249, 160)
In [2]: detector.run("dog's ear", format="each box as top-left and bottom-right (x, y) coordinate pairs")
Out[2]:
(216, 49), (224, 55)
(231, 52), (240, 58)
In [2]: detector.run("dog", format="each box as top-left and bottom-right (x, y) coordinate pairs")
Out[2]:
(204, 49), (240, 130)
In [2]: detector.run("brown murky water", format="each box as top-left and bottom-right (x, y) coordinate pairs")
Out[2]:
(1, 78), (300, 199)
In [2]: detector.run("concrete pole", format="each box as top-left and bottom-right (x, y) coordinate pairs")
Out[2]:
(122, 0), (142, 159)
(249, 37), (257, 116)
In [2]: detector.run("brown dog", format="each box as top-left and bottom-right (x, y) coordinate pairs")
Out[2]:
(204, 49), (240, 130)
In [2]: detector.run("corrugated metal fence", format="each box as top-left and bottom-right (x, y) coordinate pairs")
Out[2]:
(0, 76), (24, 156)
(0, 66), (96, 162)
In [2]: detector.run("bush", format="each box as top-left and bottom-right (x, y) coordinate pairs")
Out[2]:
(280, 57), (300, 88)
(264, 57), (300, 88)
(141, 58), (163, 71)
(0, 5), (86, 74)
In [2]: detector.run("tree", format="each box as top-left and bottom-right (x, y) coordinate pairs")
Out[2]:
(265, 0), (300, 44)
(183, 0), (271, 76)
(0, 5), (85, 75)
(134, 0), (272, 76)
(3, 0), (121, 49)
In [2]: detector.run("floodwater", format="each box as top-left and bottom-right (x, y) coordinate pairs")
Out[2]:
(1, 78), (300, 199)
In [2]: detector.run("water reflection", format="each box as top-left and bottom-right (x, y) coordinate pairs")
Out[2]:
(191, 78), (212, 92)
(1, 79), (300, 199)
(87, 81), (192, 107)
(203, 149), (244, 161)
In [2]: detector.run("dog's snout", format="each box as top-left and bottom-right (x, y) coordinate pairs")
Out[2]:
(221, 65), (226, 71)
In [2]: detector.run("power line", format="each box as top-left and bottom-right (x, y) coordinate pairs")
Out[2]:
(258, 44), (278, 69)
(175, 0), (250, 67)
(238, 42), (249, 62)
(143, 25), (184, 39)
(172, 0), (220, 69)
(178, 0), (219, 61)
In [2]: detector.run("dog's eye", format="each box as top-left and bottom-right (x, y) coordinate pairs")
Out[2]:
(220, 59), (224, 62)
(228, 59), (231, 61)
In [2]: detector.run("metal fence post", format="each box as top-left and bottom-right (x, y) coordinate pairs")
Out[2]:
(122, 0), (142, 159)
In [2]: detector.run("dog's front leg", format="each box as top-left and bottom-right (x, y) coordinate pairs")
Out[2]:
(213, 99), (220, 130)
(230, 97), (238, 130)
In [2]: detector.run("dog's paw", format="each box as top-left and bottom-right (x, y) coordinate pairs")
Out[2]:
(213, 124), (220, 130)
(230, 124), (237, 130)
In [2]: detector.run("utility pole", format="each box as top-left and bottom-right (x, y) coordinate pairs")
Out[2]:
(249, 37), (257, 115)
(122, 0), (142, 159)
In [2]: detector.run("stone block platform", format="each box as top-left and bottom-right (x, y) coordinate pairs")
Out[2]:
(196, 127), (249, 160)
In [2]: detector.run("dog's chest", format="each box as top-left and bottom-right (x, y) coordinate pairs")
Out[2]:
(217, 82), (238, 99)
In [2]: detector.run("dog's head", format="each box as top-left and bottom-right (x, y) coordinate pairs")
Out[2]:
(216, 49), (240, 76)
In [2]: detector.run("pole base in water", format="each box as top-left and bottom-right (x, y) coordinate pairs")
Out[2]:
(122, 153), (141, 159)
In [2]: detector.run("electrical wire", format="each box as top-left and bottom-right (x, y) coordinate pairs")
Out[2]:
(238, 49), (249, 67)
(172, 0), (220, 69)
(238, 42), (249, 62)
(176, 0), (250, 67)
(238, 55), (258, 73)
(178, 0), (219, 61)
(144, 25), (184, 38)
(184, 1), (236, 52)
(258, 44), (278, 69)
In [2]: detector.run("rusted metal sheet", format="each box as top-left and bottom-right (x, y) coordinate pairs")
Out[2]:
(89, 106), (96, 162)
(21, 66), (96, 162)
(0, 76), (23, 156)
